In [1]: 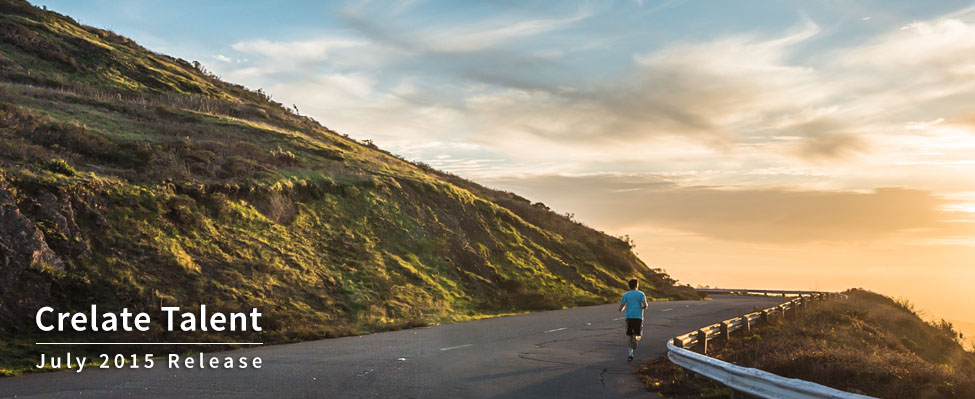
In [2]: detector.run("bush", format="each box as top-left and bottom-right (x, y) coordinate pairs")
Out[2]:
(46, 158), (76, 176)
(270, 146), (300, 166)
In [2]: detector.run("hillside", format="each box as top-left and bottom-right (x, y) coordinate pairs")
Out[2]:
(0, 0), (699, 372)
(641, 289), (975, 398)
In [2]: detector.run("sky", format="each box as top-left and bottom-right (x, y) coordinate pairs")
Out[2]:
(36, 0), (975, 342)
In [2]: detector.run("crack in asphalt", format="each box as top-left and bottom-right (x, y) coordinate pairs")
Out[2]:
(533, 333), (607, 348)
(599, 368), (607, 386)
(517, 352), (584, 366)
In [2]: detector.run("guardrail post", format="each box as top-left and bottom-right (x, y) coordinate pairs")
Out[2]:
(780, 304), (788, 320)
(742, 314), (751, 333)
(672, 337), (684, 348)
(761, 309), (770, 324)
(720, 321), (730, 342)
(696, 329), (708, 354)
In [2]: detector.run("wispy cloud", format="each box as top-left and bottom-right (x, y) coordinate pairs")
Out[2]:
(423, 12), (592, 53)
(230, 37), (366, 69)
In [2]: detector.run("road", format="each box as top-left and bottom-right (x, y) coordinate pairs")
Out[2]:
(1, 296), (784, 398)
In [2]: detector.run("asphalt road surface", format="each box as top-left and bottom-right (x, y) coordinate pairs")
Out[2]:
(1, 296), (785, 398)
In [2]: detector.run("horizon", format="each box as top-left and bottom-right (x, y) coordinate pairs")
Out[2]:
(33, 0), (975, 337)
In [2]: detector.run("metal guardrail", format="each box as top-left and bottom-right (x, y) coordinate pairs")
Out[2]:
(667, 341), (874, 399)
(665, 290), (876, 399)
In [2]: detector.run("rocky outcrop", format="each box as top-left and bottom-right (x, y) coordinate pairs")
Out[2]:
(0, 181), (64, 271)
(0, 178), (63, 331)
(31, 192), (91, 258)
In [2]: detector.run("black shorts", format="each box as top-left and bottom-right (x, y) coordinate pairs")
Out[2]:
(625, 318), (643, 336)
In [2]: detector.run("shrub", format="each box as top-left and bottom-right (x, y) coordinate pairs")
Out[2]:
(270, 146), (300, 166)
(46, 158), (76, 176)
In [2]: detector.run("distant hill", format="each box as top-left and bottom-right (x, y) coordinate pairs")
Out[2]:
(0, 0), (698, 354)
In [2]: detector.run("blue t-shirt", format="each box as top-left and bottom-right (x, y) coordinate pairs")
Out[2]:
(620, 290), (647, 320)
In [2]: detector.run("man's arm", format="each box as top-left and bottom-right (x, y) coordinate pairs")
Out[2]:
(641, 293), (648, 309)
(619, 296), (626, 312)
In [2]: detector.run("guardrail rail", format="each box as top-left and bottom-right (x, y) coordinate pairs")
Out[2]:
(665, 289), (876, 399)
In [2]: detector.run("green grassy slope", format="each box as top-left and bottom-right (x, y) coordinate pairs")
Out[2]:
(641, 290), (975, 399)
(0, 0), (699, 373)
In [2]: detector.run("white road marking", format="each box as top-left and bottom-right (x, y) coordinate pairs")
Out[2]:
(612, 317), (625, 321)
(661, 308), (673, 312)
(544, 327), (567, 333)
(439, 344), (472, 351)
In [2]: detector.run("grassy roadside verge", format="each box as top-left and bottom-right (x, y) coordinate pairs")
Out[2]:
(640, 289), (975, 399)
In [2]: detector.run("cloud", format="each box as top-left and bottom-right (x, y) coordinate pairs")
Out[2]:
(797, 133), (866, 160)
(338, 4), (592, 54)
(222, 11), (827, 152)
(826, 16), (975, 121)
(425, 12), (591, 53)
(231, 37), (365, 66)
(462, 8), (975, 168)
(429, 17), (846, 162)
(484, 174), (970, 244)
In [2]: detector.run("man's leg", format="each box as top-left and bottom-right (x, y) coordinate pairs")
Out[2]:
(625, 319), (638, 361)
(630, 319), (644, 361)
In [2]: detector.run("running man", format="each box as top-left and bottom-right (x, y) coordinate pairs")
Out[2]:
(618, 278), (648, 362)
